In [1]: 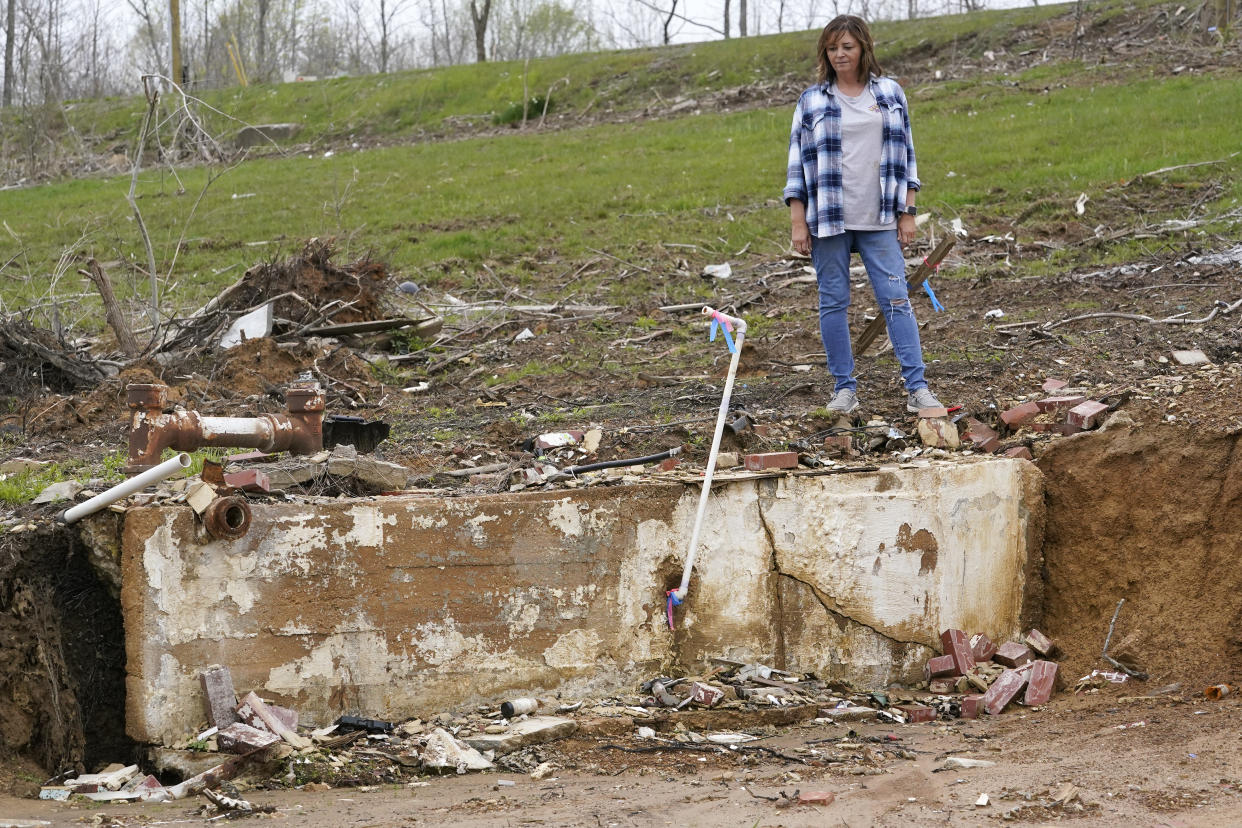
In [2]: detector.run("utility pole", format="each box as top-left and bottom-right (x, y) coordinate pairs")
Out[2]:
(170, 0), (183, 85)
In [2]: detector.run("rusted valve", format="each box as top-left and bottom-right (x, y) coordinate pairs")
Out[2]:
(203, 496), (252, 540)
(126, 376), (325, 475)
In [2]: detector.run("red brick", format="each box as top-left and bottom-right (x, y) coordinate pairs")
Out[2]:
(217, 722), (281, 754)
(896, 704), (936, 723)
(751, 425), (773, 437)
(917, 406), (949, 419)
(1066, 400), (1109, 429)
(268, 704), (299, 731)
(924, 654), (958, 681)
(223, 469), (271, 492)
(199, 665), (240, 729)
(940, 628), (976, 675)
(1023, 660), (1059, 706)
(1041, 378), (1068, 393)
(823, 435), (853, 454)
(1003, 446), (1033, 460)
(1022, 628), (1057, 657)
(124, 775), (163, 793)
(963, 419), (1002, 453)
(959, 694), (984, 719)
(657, 457), (680, 472)
(929, 678), (957, 694)
(969, 633), (998, 662)
(690, 681), (725, 708)
(227, 450), (274, 463)
(1036, 395), (1087, 413)
(983, 668), (1030, 714)
(744, 451), (798, 471)
(993, 642), (1033, 668)
(999, 402), (1041, 428)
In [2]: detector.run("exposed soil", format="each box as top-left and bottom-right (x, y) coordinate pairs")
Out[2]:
(0, 4), (1241, 825)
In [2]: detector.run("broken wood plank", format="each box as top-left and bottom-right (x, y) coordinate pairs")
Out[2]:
(854, 236), (956, 356)
(302, 316), (443, 337)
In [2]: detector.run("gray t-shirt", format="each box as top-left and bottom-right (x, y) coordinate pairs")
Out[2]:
(836, 85), (893, 231)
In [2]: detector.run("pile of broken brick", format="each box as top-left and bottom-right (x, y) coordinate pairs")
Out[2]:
(634, 642), (1059, 726)
(906, 628), (1060, 722)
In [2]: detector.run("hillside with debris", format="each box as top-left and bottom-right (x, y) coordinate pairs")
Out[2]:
(0, 0), (1241, 824)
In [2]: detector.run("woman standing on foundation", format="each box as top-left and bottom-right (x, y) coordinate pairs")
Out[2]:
(783, 15), (941, 416)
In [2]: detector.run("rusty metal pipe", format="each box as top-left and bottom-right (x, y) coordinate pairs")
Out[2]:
(126, 379), (325, 475)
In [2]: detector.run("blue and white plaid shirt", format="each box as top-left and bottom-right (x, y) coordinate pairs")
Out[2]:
(783, 76), (921, 238)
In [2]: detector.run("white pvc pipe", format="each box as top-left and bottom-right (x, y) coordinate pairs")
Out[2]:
(60, 452), (192, 524)
(671, 307), (748, 602)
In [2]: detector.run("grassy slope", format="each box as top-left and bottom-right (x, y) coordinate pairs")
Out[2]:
(2, 0), (1239, 323)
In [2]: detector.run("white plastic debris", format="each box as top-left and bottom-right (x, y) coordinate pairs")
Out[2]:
(951, 217), (967, 236)
(983, 309), (1005, 320)
(976, 793), (990, 807)
(1074, 193), (1090, 215)
(636, 726), (656, 740)
(701, 263), (732, 280)
(219, 302), (274, 349)
(513, 328), (535, 343)
(706, 732), (758, 745)
(942, 757), (997, 769)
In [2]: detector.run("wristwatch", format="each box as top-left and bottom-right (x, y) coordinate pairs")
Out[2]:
(903, 205), (918, 216)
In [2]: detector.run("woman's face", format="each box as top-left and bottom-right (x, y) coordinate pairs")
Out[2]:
(826, 34), (862, 83)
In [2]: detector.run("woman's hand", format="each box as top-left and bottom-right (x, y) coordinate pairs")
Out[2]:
(897, 213), (917, 246)
(791, 221), (811, 256)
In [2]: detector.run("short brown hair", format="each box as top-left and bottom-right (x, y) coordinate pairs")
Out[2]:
(816, 15), (884, 85)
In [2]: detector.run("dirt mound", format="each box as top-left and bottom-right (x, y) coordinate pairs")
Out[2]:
(159, 239), (398, 357)
(231, 239), (393, 325)
(1037, 424), (1242, 690)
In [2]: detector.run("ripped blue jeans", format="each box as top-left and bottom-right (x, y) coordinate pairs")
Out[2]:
(812, 229), (927, 393)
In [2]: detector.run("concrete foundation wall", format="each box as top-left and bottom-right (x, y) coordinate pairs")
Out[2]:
(120, 459), (1043, 744)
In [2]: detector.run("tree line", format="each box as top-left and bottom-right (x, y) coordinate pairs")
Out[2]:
(1, 0), (979, 107)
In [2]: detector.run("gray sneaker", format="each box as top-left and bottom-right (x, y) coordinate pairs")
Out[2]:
(907, 387), (943, 413)
(828, 388), (860, 415)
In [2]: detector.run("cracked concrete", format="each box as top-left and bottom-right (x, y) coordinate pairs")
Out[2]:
(111, 458), (1043, 744)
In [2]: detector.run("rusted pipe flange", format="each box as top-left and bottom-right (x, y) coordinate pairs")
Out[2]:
(203, 496), (252, 540)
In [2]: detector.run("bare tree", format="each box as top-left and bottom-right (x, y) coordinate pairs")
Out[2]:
(468, 0), (490, 61)
(739, 0), (747, 35)
(723, 0), (730, 37)
(377, 0), (410, 72)
(127, 0), (164, 73)
(4, 0), (16, 106)
(256, 0), (271, 80)
(419, 0), (469, 66)
(490, 0), (596, 61)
